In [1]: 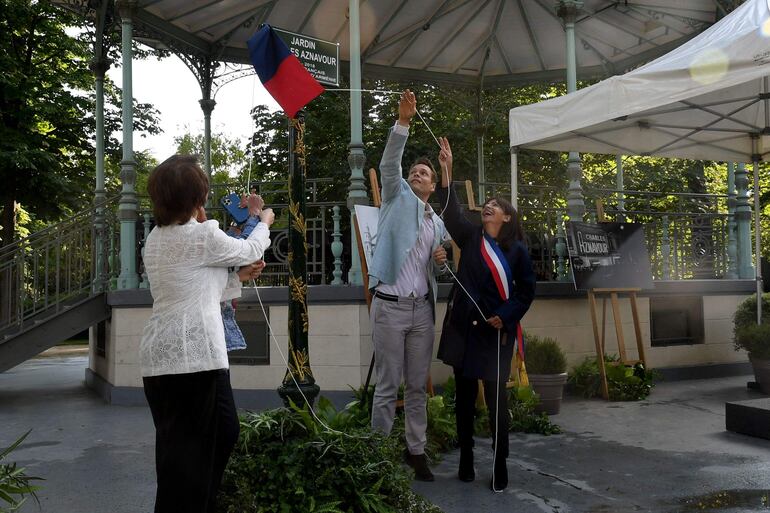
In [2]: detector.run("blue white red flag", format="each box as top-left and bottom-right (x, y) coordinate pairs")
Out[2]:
(480, 232), (525, 359)
(247, 25), (324, 118)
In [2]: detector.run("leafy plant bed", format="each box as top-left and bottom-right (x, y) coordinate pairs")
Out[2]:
(219, 379), (560, 512)
(218, 399), (442, 513)
(1, 431), (41, 512)
(568, 355), (658, 401)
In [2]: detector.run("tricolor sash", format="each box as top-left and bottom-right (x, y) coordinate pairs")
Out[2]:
(480, 232), (525, 361)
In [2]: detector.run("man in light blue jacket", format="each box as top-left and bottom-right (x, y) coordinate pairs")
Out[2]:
(368, 90), (449, 482)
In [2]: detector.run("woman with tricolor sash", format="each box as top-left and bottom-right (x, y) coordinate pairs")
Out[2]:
(434, 138), (536, 491)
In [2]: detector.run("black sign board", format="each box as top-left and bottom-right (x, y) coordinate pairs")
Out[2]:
(274, 27), (340, 86)
(566, 222), (653, 290)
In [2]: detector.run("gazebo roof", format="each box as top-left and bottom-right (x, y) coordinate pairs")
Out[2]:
(66, 0), (721, 88)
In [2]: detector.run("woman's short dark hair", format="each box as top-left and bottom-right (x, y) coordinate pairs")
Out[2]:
(409, 157), (438, 183)
(148, 155), (209, 227)
(483, 195), (526, 251)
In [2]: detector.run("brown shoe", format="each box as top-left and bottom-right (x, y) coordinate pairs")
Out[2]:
(404, 450), (435, 482)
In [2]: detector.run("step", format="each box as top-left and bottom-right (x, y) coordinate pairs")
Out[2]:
(725, 398), (770, 440)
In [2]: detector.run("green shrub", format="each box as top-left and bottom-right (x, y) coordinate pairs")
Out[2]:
(734, 294), (770, 358)
(218, 399), (442, 513)
(735, 324), (770, 359)
(507, 386), (562, 435)
(442, 377), (560, 437)
(1, 431), (41, 512)
(733, 293), (770, 334)
(524, 334), (567, 374)
(568, 355), (657, 401)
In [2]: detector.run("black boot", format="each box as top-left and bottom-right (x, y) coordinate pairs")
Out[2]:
(458, 446), (475, 482)
(404, 450), (435, 482)
(490, 454), (508, 492)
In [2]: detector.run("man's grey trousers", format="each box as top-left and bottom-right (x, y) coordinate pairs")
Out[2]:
(370, 294), (434, 455)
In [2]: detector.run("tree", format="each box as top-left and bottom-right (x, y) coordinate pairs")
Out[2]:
(0, 0), (160, 247)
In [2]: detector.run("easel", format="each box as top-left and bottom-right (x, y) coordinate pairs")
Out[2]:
(357, 169), (434, 406)
(587, 288), (647, 400)
(584, 200), (647, 400)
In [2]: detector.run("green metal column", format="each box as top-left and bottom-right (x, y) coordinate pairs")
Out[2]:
(199, 98), (216, 203)
(615, 155), (625, 218)
(90, 0), (111, 292)
(727, 162), (738, 279)
(736, 162), (754, 278)
(117, 0), (139, 290)
(346, 0), (366, 286)
(558, 0), (585, 221)
(278, 111), (320, 406)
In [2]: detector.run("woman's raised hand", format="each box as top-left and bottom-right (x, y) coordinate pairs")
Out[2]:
(438, 137), (452, 187)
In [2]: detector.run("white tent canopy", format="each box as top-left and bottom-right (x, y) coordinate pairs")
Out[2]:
(509, 0), (770, 162)
(507, 0), (770, 322)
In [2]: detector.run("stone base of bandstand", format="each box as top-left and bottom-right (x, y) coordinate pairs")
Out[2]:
(87, 281), (756, 408)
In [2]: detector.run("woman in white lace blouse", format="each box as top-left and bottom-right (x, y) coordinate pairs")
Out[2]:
(140, 155), (274, 513)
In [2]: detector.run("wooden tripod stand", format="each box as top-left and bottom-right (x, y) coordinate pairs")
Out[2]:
(587, 288), (647, 400)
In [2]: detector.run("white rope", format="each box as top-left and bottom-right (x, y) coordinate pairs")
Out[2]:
(324, 88), (402, 95)
(252, 281), (368, 439)
(443, 263), (504, 492)
(246, 75), (257, 193)
(492, 328), (503, 493)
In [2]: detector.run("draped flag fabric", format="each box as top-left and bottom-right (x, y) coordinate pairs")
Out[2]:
(480, 233), (526, 362)
(247, 25), (324, 118)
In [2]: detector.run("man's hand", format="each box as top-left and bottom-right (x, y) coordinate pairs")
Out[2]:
(487, 316), (503, 330)
(398, 89), (416, 127)
(237, 261), (266, 282)
(260, 208), (275, 227)
(433, 246), (447, 266)
(438, 137), (452, 187)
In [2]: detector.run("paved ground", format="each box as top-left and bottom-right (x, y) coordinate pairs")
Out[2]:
(3, 356), (770, 513)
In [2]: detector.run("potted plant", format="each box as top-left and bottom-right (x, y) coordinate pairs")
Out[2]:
(734, 293), (770, 393)
(524, 333), (568, 415)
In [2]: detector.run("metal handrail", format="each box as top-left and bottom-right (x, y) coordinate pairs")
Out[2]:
(0, 196), (120, 334)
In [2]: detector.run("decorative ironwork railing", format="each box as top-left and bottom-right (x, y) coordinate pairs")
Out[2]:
(478, 181), (735, 281)
(137, 178), (348, 286)
(0, 196), (120, 334)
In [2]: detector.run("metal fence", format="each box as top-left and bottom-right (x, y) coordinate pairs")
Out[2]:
(138, 178), (348, 286)
(478, 182), (734, 280)
(3, 178), (736, 324)
(0, 197), (119, 334)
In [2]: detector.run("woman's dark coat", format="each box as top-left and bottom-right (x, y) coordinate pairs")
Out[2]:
(436, 185), (536, 382)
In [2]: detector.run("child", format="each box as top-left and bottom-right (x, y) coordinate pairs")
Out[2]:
(221, 193), (266, 351)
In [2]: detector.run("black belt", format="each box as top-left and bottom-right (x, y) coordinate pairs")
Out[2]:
(374, 291), (429, 302)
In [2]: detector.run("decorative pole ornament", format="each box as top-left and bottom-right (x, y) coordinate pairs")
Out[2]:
(278, 110), (320, 406)
(247, 24), (324, 405)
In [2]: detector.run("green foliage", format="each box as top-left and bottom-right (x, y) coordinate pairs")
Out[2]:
(218, 400), (442, 513)
(735, 324), (770, 360)
(568, 356), (657, 401)
(441, 377), (560, 437)
(0, 431), (42, 512)
(507, 386), (562, 435)
(523, 333), (567, 374)
(733, 294), (770, 358)
(0, 0), (160, 245)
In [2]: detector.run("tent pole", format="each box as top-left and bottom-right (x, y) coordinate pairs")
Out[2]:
(753, 154), (763, 324)
(511, 146), (518, 211)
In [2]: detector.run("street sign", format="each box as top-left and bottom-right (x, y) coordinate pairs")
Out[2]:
(274, 27), (339, 87)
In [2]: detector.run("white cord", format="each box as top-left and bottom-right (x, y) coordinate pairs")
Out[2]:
(324, 88), (402, 96)
(252, 281), (367, 439)
(442, 263), (504, 492)
(491, 329), (503, 493)
(414, 107), (441, 149)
